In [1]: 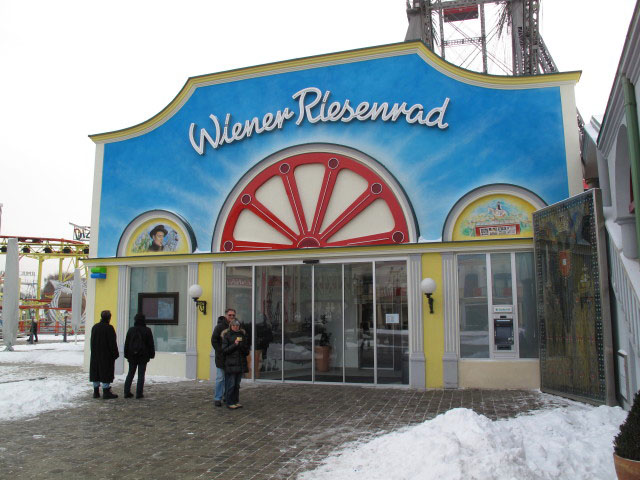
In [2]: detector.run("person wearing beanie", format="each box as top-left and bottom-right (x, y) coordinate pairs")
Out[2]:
(211, 308), (235, 406)
(221, 318), (250, 409)
(123, 313), (156, 399)
(89, 310), (120, 399)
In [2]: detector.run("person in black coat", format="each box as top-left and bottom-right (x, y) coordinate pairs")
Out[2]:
(123, 313), (156, 399)
(89, 310), (119, 399)
(221, 319), (250, 409)
(211, 310), (234, 406)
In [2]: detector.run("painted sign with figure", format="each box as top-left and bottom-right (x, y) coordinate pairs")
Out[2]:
(91, 42), (580, 257)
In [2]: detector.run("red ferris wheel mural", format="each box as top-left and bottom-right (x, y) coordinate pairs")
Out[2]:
(218, 150), (412, 252)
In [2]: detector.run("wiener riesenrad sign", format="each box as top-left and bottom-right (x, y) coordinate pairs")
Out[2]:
(189, 87), (451, 155)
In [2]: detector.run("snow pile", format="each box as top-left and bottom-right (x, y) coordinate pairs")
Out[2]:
(0, 374), (87, 422)
(300, 405), (627, 480)
(0, 340), (84, 366)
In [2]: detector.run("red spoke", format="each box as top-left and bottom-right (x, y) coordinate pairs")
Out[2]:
(247, 200), (298, 242)
(225, 240), (292, 251)
(311, 167), (339, 235)
(281, 172), (308, 236)
(325, 232), (394, 247)
(319, 192), (376, 242)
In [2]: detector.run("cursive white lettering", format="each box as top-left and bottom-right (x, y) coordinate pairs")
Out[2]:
(189, 87), (450, 155)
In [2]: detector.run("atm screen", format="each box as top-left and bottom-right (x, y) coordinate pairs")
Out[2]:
(495, 325), (513, 349)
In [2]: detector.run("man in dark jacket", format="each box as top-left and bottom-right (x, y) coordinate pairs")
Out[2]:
(222, 319), (250, 409)
(211, 309), (235, 406)
(89, 310), (119, 399)
(123, 313), (156, 399)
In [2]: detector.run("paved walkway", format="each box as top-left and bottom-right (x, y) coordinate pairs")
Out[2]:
(0, 363), (568, 480)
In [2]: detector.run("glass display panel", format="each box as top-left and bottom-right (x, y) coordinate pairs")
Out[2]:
(138, 293), (178, 324)
(253, 266), (281, 380)
(491, 253), (512, 305)
(314, 264), (343, 382)
(516, 252), (538, 358)
(458, 254), (489, 358)
(283, 265), (313, 381)
(129, 265), (187, 352)
(344, 263), (374, 383)
(375, 261), (409, 385)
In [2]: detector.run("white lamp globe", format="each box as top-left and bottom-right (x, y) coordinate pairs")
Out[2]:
(420, 277), (437, 295)
(188, 284), (203, 300)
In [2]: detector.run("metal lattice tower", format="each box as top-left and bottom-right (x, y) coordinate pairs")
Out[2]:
(405, 0), (557, 76)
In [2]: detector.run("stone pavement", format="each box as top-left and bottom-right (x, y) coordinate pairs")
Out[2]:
(0, 365), (569, 480)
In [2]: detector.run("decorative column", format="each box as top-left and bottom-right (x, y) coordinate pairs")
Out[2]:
(185, 263), (199, 379)
(407, 254), (426, 388)
(115, 265), (130, 375)
(210, 262), (225, 378)
(441, 253), (459, 388)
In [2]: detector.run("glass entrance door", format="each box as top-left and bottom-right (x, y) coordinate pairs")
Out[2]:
(314, 264), (343, 382)
(230, 260), (408, 384)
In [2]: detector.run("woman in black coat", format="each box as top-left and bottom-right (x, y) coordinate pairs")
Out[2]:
(221, 319), (250, 409)
(123, 313), (156, 399)
(89, 310), (119, 399)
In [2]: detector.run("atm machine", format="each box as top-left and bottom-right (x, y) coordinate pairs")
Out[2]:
(492, 305), (514, 353)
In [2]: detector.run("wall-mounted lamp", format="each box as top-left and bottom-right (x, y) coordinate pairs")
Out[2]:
(188, 284), (207, 315)
(420, 277), (437, 314)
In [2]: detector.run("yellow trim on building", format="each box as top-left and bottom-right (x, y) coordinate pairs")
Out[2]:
(92, 266), (119, 329)
(196, 263), (214, 380)
(89, 41), (581, 144)
(422, 252), (444, 388)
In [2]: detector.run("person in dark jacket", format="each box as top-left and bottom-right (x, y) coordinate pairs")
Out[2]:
(89, 310), (119, 399)
(123, 313), (156, 399)
(27, 318), (38, 344)
(221, 319), (250, 409)
(211, 309), (235, 406)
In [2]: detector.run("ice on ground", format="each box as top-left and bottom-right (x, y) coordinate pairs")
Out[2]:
(299, 404), (628, 480)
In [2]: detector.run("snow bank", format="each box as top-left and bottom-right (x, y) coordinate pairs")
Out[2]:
(300, 405), (627, 480)
(0, 341), (84, 366)
(0, 374), (87, 422)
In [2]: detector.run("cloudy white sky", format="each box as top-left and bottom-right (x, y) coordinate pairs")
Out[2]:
(0, 0), (636, 271)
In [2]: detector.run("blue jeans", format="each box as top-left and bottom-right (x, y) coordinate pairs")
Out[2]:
(92, 382), (110, 388)
(214, 366), (226, 401)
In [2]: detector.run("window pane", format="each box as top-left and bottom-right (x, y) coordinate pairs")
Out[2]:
(314, 264), (343, 382)
(491, 253), (512, 305)
(516, 252), (538, 358)
(129, 266), (187, 352)
(458, 254), (489, 358)
(283, 265), (313, 381)
(375, 261), (408, 385)
(254, 266), (281, 380)
(344, 263), (374, 383)
(225, 266), (252, 330)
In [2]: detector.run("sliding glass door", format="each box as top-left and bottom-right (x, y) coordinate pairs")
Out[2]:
(227, 260), (408, 384)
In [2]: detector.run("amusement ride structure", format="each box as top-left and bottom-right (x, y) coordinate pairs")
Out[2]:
(405, 0), (556, 76)
(0, 228), (90, 334)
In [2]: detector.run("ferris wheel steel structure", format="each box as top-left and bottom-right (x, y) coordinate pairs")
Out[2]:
(0, 236), (89, 324)
(405, 0), (557, 76)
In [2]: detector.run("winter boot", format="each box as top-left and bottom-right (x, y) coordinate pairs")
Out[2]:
(93, 387), (100, 399)
(124, 392), (134, 399)
(102, 387), (118, 399)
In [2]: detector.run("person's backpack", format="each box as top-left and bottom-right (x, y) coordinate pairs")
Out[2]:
(131, 329), (145, 357)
